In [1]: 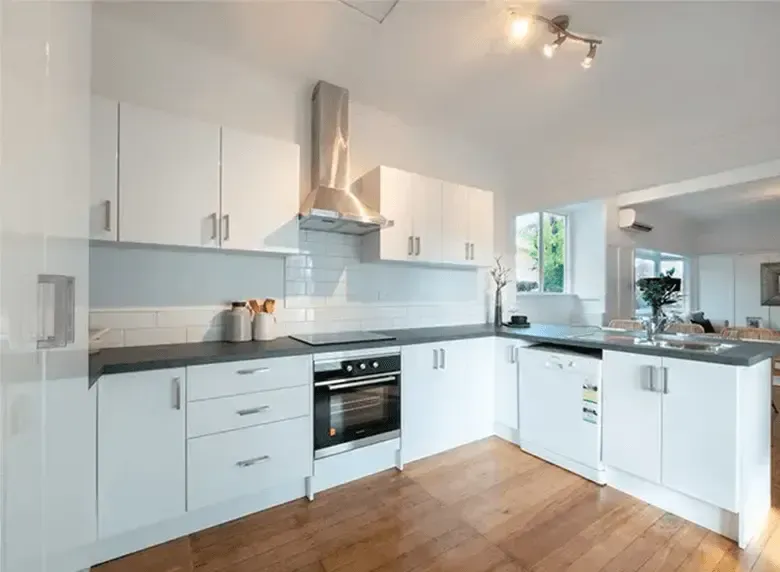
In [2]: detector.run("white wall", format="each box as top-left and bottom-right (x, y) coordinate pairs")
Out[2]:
(694, 207), (780, 255)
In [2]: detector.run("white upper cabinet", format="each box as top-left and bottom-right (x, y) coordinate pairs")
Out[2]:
(118, 103), (220, 248)
(220, 127), (300, 254)
(360, 166), (492, 267)
(411, 174), (443, 263)
(90, 95), (118, 241)
(441, 182), (471, 265)
(441, 183), (493, 266)
(468, 187), (495, 266)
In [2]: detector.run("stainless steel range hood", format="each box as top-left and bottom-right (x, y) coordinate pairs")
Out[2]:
(298, 81), (392, 235)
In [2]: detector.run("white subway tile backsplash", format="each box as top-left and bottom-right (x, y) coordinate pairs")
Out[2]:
(90, 310), (157, 330)
(124, 327), (187, 347)
(90, 230), (488, 348)
(90, 328), (124, 350)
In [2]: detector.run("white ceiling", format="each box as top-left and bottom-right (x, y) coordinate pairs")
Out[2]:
(94, 1), (780, 168)
(633, 176), (780, 223)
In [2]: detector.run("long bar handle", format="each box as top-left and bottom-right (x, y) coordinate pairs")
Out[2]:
(236, 455), (270, 468)
(414, 236), (421, 256)
(211, 212), (218, 241)
(104, 200), (112, 232)
(440, 348), (446, 370)
(433, 349), (439, 370)
(223, 214), (231, 242)
(469, 243), (475, 261)
(408, 236), (414, 256)
(327, 376), (397, 391)
(172, 377), (182, 410)
(236, 367), (270, 376)
(661, 367), (669, 394)
(465, 242), (470, 260)
(236, 405), (270, 416)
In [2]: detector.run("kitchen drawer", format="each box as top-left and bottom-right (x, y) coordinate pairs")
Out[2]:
(187, 355), (311, 401)
(187, 385), (310, 438)
(187, 416), (311, 510)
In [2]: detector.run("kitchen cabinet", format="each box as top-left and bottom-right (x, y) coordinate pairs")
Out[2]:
(494, 339), (520, 432)
(401, 338), (494, 464)
(441, 183), (494, 266)
(602, 351), (738, 510)
(90, 95), (118, 241)
(98, 369), (186, 538)
(118, 103), (220, 248)
(602, 351), (663, 483)
(220, 126), (300, 254)
(359, 166), (492, 267)
(660, 357), (737, 510)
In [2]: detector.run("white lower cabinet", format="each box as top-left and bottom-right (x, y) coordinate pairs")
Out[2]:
(494, 339), (520, 432)
(402, 338), (494, 464)
(97, 369), (186, 538)
(602, 351), (738, 510)
(188, 416), (311, 511)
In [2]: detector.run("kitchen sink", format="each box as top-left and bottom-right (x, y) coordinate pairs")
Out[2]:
(569, 331), (735, 353)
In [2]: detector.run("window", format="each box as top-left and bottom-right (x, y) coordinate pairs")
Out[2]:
(634, 249), (687, 315)
(515, 212), (568, 293)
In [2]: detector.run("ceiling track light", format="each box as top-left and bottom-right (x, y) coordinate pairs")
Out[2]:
(508, 12), (603, 68)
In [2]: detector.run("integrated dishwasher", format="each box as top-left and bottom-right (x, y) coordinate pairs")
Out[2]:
(518, 344), (605, 484)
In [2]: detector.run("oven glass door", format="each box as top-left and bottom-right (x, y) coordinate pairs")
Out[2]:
(314, 376), (400, 454)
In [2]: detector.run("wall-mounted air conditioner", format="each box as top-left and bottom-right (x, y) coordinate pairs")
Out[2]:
(618, 208), (653, 233)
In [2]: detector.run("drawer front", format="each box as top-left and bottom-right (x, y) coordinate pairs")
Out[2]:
(187, 385), (310, 438)
(187, 355), (311, 401)
(187, 416), (311, 510)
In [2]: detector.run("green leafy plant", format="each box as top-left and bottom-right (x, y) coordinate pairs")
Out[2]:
(516, 214), (565, 293)
(637, 269), (681, 317)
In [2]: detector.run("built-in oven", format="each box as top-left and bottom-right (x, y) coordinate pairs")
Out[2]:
(313, 348), (401, 459)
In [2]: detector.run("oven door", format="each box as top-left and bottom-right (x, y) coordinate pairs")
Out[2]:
(313, 374), (400, 458)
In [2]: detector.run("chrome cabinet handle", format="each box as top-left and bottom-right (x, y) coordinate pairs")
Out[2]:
(236, 455), (270, 468)
(661, 367), (669, 394)
(236, 367), (270, 375)
(465, 242), (470, 260)
(508, 345), (514, 364)
(414, 236), (421, 256)
(327, 376), (397, 390)
(408, 236), (414, 256)
(172, 377), (182, 410)
(440, 348), (446, 369)
(641, 365), (656, 392)
(104, 200), (112, 232)
(236, 405), (270, 416)
(469, 243), (475, 261)
(211, 212), (218, 240)
(433, 349), (439, 370)
(223, 214), (230, 242)
(514, 346), (520, 364)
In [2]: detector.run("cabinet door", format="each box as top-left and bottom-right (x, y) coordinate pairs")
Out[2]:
(452, 338), (495, 445)
(495, 340), (519, 430)
(220, 127), (300, 253)
(90, 95), (118, 240)
(661, 358), (738, 510)
(401, 343), (447, 463)
(378, 167), (415, 262)
(98, 369), (186, 538)
(441, 182), (471, 265)
(602, 351), (663, 483)
(411, 174), (443, 263)
(469, 188), (494, 267)
(119, 103), (220, 248)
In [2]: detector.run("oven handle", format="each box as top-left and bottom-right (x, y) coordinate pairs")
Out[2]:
(314, 371), (400, 387)
(319, 376), (398, 391)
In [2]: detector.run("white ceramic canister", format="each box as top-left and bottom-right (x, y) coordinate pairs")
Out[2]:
(226, 302), (252, 342)
(253, 312), (276, 341)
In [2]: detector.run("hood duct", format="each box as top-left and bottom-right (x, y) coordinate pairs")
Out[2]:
(298, 81), (392, 235)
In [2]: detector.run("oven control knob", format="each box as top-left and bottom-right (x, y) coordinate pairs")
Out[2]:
(359, 363), (367, 370)
(345, 365), (353, 373)
(372, 361), (379, 368)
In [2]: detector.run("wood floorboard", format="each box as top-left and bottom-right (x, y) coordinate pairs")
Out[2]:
(92, 389), (780, 572)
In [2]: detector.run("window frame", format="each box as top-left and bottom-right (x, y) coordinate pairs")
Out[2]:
(515, 211), (570, 295)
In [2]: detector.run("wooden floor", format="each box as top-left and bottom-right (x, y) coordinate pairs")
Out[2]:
(94, 399), (780, 572)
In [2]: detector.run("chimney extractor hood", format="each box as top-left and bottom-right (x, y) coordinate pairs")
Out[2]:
(298, 81), (393, 235)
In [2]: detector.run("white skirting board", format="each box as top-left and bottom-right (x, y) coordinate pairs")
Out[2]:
(93, 480), (306, 565)
(311, 438), (401, 495)
(604, 467), (768, 548)
(493, 422), (520, 446)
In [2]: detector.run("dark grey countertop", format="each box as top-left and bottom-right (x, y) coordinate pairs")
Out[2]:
(88, 323), (777, 387)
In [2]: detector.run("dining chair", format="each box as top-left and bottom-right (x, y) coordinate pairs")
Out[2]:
(607, 319), (644, 331)
(665, 323), (706, 335)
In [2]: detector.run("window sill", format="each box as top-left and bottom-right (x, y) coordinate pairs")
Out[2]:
(516, 292), (573, 296)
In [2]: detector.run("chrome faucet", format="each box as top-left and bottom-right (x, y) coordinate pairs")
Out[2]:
(642, 312), (683, 341)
